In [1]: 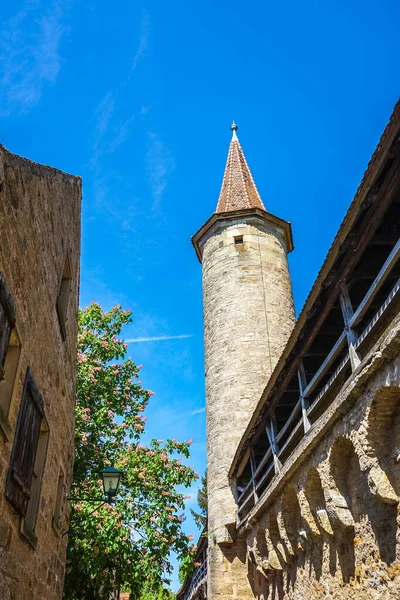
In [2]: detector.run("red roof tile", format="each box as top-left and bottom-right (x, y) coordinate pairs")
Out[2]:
(216, 123), (265, 213)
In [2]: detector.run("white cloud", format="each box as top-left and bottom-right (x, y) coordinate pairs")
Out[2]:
(130, 14), (150, 73)
(0, 0), (70, 117)
(87, 14), (150, 170)
(126, 334), (192, 343)
(146, 132), (175, 211)
(190, 407), (206, 416)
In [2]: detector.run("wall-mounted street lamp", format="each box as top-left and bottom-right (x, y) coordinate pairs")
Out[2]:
(63, 466), (124, 537)
(101, 466), (123, 503)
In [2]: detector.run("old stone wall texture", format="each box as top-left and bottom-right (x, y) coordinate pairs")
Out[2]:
(245, 316), (400, 600)
(200, 212), (295, 599)
(0, 145), (81, 599)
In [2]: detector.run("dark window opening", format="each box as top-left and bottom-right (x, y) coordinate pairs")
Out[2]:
(0, 272), (16, 380)
(274, 372), (301, 433)
(234, 235), (244, 245)
(0, 328), (21, 421)
(237, 459), (252, 494)
(56, 255), (72, 341)
(306, 343), (352, 420)
(302, 297), (344, 383)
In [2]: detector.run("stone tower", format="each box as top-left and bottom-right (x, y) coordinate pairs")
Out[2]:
(192, 123), (295, 599)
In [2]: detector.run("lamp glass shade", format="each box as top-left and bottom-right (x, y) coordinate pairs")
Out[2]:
(101, 467), (122, 498)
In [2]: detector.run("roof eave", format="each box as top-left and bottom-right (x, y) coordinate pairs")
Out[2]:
(192, 207), (294, 263)
(229, 98), (400, 479)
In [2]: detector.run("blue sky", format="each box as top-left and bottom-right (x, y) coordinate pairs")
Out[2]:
(1, 0), (399, 589)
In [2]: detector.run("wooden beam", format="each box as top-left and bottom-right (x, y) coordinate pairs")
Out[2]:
(253, 447), (272, 480)
(355, 277), (400, 348)
(303, 330), (347, 398)
(254, 461), (274, 495)
(298, 359), (311, 432)
(266, 416), (282, 474)
(275, 399), (302, 444)
(249, 448), (258, 501)
(339, 282), (361, 370)
(350, 237), (400, 328)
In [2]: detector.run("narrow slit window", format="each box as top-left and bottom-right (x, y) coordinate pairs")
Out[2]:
(53, 467), (65, 533)
(56, 255), (72, 341)
(234, 235), (244, 245)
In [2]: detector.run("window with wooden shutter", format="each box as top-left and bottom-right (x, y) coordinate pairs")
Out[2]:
(22, 419), (49, 545)
(0, 272), (16, 380)
(5, 368), (44, 517)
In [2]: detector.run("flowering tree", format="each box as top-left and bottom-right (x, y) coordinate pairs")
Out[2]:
(64, 303), (197, 600)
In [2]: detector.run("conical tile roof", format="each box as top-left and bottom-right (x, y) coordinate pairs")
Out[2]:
(216, 123), (265, 213)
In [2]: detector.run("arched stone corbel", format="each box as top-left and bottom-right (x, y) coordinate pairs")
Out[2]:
(368, 465), (398, 505)
(264, 530), (283, 570)
(256, 565), (270, 581)
(351, 435), (398, 505)
(323, 489), (354, 530)
(276, 507), (295, 558)
(314, 506), (335, 535)
(297, 528), (310, 551)
(297, 488), (320, 536)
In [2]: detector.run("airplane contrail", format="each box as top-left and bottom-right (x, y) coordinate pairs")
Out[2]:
(126, 334), (192, 343)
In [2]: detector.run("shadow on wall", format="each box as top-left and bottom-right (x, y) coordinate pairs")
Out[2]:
(366, 385), (400, 564)
(245, 383), (400, 598)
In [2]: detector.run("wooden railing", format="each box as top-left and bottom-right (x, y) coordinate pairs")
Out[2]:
(237, 238), (400, 524)
(183, 558), (207, 600)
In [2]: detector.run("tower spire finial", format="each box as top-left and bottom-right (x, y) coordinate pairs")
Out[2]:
(230, 120), (238, 140)
(216, 121), (265, 213)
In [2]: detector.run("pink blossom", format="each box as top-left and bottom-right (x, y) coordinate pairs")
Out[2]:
(188, 533), (195, 541)
(147, 390), (155, 397)
(137, 365), (143, 370)
(108, 410), (115, 419)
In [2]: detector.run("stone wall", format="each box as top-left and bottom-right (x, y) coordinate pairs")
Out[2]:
(244, 315), (400, 600)
(200, 211), (295, 599)
(0, 145), (81, 599)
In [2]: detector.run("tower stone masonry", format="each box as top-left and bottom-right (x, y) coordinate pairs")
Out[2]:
(192, 123), (295, 599)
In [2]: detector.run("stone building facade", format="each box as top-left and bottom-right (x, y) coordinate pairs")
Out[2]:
(0, 145), (81, 599)
(192, 103), (400, 598)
